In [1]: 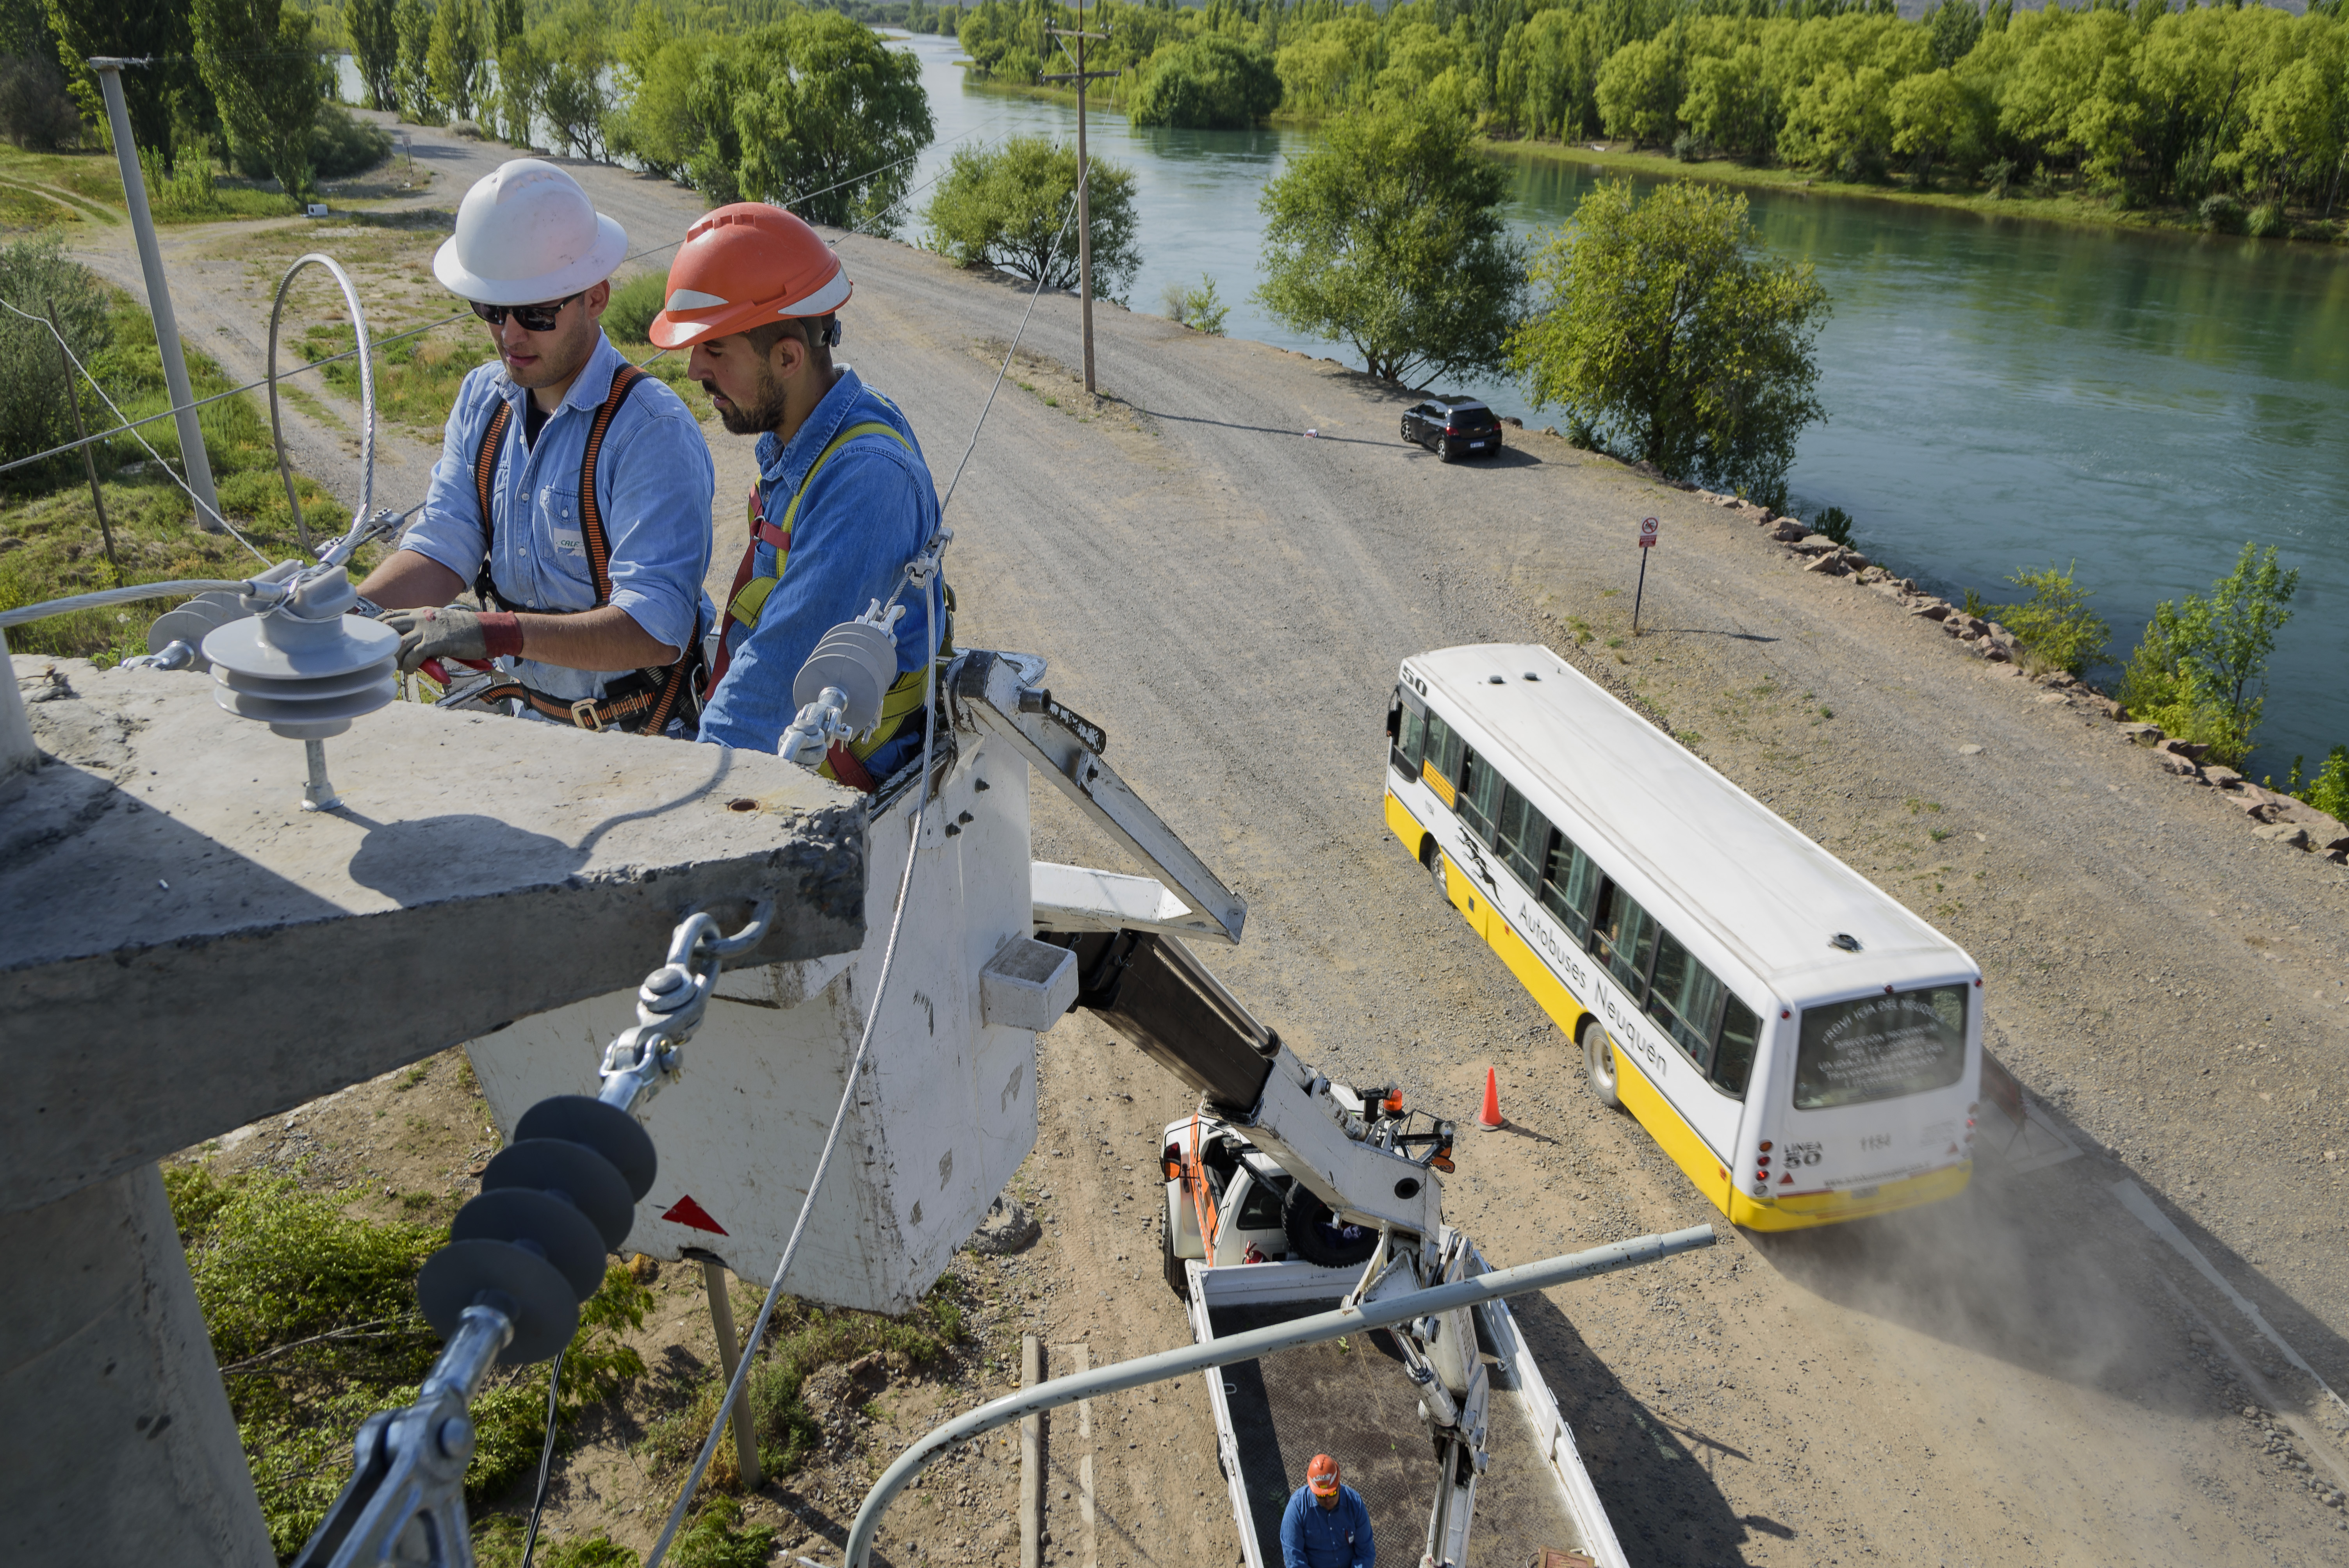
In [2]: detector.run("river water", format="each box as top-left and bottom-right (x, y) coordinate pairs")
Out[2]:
(884, 35), (2348, 776)
(340, 39), (2348, 771)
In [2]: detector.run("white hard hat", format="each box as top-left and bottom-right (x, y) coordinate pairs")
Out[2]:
(433, 160), (629, 306)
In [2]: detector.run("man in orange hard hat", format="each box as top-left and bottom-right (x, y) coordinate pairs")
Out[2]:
(1280, 1452), (1373, 1568)
(652, 204), (949, 787)
(358, 159), (715, 735)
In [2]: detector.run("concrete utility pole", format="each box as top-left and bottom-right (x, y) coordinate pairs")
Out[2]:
(88, 58), (222, 533)
(1044, 6), (1116, 395)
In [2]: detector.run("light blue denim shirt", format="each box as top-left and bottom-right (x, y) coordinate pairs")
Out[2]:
(697, 367), (947, 776)
(400, 333), (715, 704)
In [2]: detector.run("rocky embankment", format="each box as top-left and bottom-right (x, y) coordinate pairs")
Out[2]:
(1664, 485), (2349, 867)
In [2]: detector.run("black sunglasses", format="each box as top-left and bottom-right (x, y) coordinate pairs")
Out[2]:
(470, 292), (583, 332)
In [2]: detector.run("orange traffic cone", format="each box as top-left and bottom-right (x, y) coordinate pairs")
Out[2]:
(1476, 1066), (1504, 1132)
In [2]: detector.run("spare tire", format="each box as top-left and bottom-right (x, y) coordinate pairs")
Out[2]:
(1282, 1181), (1380, 1268)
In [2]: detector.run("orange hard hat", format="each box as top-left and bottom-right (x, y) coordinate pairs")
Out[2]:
(1307, 1454), (1340, 1495)
(649, 203), (852, 349)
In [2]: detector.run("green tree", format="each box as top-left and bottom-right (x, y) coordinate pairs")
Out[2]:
(686, 13), (932, 228)
(491, 30), (540, 146)
(1889, 66), (1989, 183)
(1992, 561), (2107, 675)
(532, 3), (614, 160)
(1508, 178), (1829, 508)
(191, 0), (326, 197)
(1256, 97), (1523, 386)
(1594, 29), (1683, 148)
(2117, 542), (2299, 766)
(608, 2), (721, 178)
(925, 134), (1140, 297)
(1130, 34), (1280, 130)
(394, 0), (440, 123)
(348, 0), (401, 112)
(2284, 745), (2349, 823)
(1927, 0), (1983, 71)
(40, 0), (210, 160)
(427, 0), (486, 124)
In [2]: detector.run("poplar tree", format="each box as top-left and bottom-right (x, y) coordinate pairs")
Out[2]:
(191, 0), (325, 197)
(347, 0), (401, 113)
(427, 0), (485, 124)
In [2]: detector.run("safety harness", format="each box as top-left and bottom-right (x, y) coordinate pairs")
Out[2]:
(709, 419), (951, 791)
(464, 365), (705, 735)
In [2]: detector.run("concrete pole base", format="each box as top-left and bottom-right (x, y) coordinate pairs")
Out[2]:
(0, 1164), (272, 1567)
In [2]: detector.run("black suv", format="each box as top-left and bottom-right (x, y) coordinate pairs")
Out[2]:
(1401, 398), (1503, 461)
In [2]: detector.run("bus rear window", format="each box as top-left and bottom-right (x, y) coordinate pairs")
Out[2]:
(1793, 987), (1968, 1110)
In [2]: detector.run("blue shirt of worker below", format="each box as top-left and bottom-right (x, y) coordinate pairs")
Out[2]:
(1279, 1483), (1374, 1568)
(404, 334), (715, 707)
(696, 365), (949, 782)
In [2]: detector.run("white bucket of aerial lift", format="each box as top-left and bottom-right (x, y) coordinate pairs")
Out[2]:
(464, 649), (1246, 1313)
(465, 732), (1038, 1313)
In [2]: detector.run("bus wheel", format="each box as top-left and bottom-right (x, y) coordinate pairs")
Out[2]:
(1418, 837), (1444, 892)
(1579, 1017), (1620, 1109)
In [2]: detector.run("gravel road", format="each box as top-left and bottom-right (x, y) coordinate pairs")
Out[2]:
(75, 121), (2349, 1566)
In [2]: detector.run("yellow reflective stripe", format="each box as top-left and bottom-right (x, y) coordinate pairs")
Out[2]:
(729, 421), (913, 629)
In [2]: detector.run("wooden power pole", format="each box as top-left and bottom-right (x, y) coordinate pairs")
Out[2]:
(1044, 4), (1116, 394)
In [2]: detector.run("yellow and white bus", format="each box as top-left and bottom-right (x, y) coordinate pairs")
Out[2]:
(1383, 644), (1981, 1230)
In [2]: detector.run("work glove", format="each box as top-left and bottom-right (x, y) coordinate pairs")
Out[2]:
(378, 604), (523, 674)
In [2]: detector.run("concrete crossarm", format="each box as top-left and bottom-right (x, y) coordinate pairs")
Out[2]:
(1, 656), (867, 1216)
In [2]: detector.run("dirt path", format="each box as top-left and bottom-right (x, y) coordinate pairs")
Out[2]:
(126, 119), (2349, 1565)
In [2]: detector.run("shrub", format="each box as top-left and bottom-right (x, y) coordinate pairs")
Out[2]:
(670, 1497), (775, 1568)
(1177, 273), (1228, 335)
(2246, 202), (2285, 239)
(2282, 746), (2349, 823)
(1813, 505), (1854, 547)
(230, 104), (394, 183)
(2199, 193), (2246, 234)
(1994, 561), (2108, 676)
(603, 270), (668, 344)
(2116, 542), (2297, 768)
(0, 238), (112, 493)
(1129, 35), (1281, 130)
(925, 135), (1141, 298)
(1983, 157), (2014, 199)
(0, 54), (84, 149)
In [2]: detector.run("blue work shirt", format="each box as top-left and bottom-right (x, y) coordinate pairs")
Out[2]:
(1279, 1484), (1373, 1568)
(696, 365), (947, 780)
(402, 333), (715, 705)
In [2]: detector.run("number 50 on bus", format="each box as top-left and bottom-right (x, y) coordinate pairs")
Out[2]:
(1383, 645), (1982, 1229)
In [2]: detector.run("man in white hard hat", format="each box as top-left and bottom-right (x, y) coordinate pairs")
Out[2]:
(355, 159), (715, 735)
(650, 203), (948, 788)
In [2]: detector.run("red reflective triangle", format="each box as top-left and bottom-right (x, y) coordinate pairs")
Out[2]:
(1778, 1173), (1794, 1185)
(661, 1194), (727, 1234)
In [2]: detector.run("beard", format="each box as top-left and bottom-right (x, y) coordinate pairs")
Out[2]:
(713, 363), (788, 436)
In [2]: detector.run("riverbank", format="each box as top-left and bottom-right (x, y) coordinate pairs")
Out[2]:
(1490, 135), (2349, 247)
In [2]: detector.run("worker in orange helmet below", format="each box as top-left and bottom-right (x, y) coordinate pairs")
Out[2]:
(653, 204), (950, 789)
(1281, 1452), (1373, 1568)
(357, 159), (715, 736)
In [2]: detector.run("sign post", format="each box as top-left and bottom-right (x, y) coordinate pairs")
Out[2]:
(1633, 517), (1659, 634)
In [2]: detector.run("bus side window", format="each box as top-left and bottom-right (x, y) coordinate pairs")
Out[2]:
(1392, 698), (1425, 778)
(1425, 713), (1463, 792)
(1645, 930), (1727, 1071)
(1540, 832), (1596, 940)
(1494, 786), (1547, 887)
(1458, 749), (1504, 843)
(1591, 880), (1659, 999)
(1711, 997), (1761, 1098)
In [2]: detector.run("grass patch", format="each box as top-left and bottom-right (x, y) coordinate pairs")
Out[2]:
(0, 285), (363, 665)
(642, 1277), (966, 1493)
(168, 1162), (654, 1558)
